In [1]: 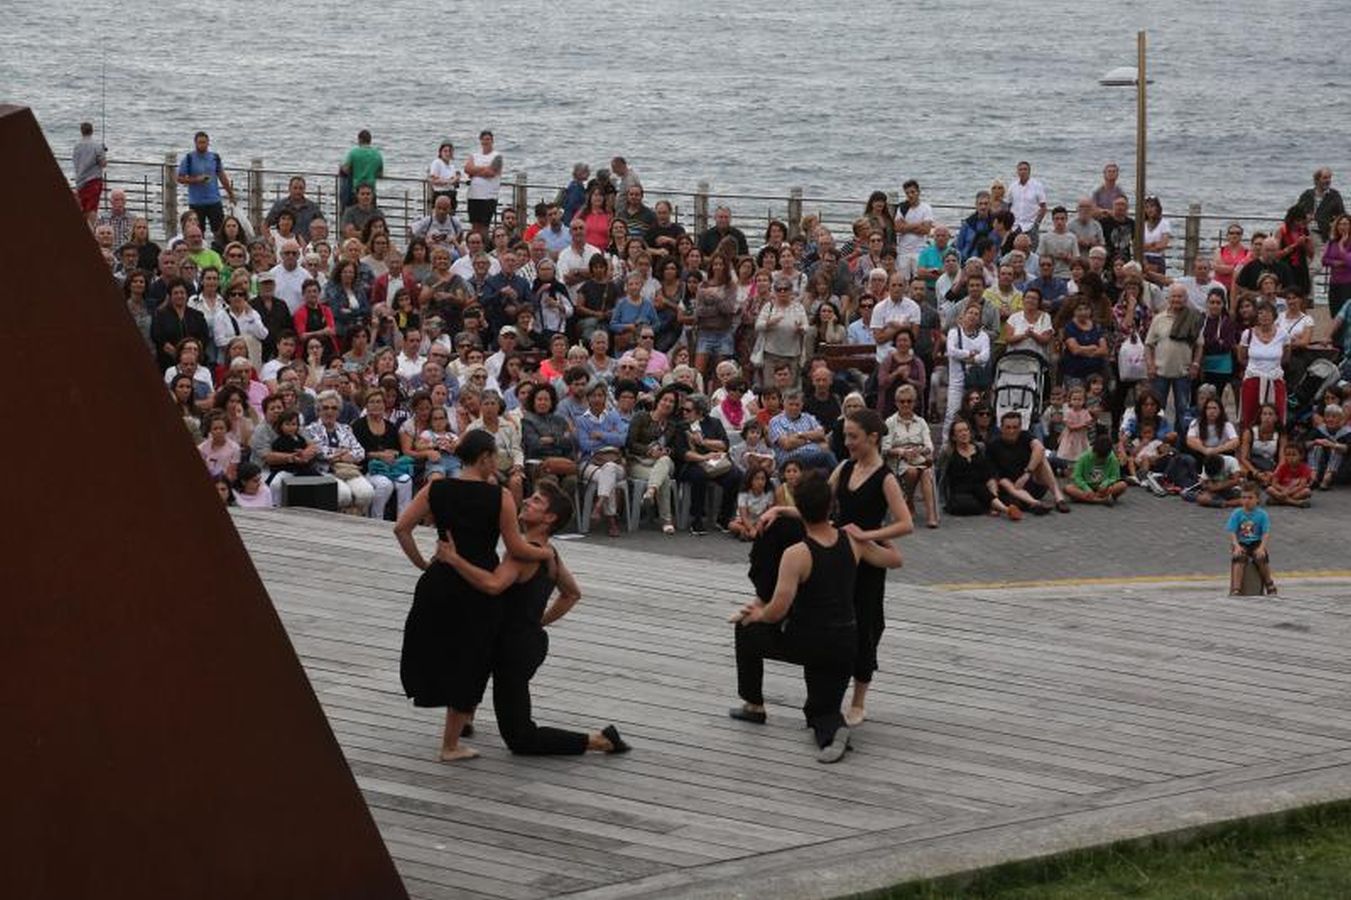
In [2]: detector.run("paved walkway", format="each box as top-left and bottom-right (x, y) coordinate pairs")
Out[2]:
(603, 488), (1351, 587)
(235, 506), (1351, 899)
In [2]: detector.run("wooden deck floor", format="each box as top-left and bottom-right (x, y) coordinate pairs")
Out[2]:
(235, 508), (1351, 899)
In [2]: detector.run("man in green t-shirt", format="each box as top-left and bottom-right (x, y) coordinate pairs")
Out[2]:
(1065, 434), (1126, 505)
(341, 129), (384, 203)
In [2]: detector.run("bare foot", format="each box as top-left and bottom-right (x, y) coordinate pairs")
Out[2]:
(438, 746), (480, 762)
(843, 706), (866, 727)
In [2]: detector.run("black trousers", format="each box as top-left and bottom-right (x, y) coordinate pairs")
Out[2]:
(735, 621), (855, 748)
(681, 464), (741, 521)
(492, 626), (588, 755)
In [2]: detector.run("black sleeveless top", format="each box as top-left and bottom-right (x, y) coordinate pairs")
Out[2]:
(428, 478), (502, 570)
(502, 550), (556, 633)
(834, 458), (891, 530)
(788, 530), (857, 631)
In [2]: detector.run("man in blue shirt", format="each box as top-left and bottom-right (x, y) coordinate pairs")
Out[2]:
(175, 131), (235, 238)
(769, 390), (836, 472)
(561, 163), (590, 224)
(1023, 255), (1070, 315)
(480, 249), (532, 341)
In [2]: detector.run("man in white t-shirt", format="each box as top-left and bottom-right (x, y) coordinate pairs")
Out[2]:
(557, 219), (600, 299)
(894, 179), (933, 281)
(269, 240), (309, 313)
(462, 129), (502, 239)
(1007, 161), (1048, 233)
(870, 271), (922, 362)
(396, 326), (428, 381)
(449, 231), (500, 280)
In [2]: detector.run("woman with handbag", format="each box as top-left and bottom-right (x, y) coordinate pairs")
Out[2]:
(521, 383), (578, 500)
(576, 381), (630, 537)
(940, 302), (991, 449)
(625, 386), (681, 533)
(754, 276), (808, 388)
(352, 388), (414, 519)
(674, 393), (741, 535)
(1111, 275), (1152, 418)
(305, 390), (375, 513)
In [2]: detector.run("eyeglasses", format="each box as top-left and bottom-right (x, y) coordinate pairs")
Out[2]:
(228, 290), (247, 297)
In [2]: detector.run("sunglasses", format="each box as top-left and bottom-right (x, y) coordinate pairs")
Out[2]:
(228, 290), (247, 297)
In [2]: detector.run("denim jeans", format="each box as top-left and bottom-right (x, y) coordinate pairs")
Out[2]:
(1151, 375), (1192, 424)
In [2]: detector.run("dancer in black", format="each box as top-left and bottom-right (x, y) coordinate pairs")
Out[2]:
(831, 408), (913, 725)
(436, 482), (629, 756)
(394, 430), (552, 762)
(731, 473), (903, 763)
(760, 409), (913, 727)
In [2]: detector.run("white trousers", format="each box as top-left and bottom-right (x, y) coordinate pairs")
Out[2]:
(366, 473), (413, 519)
(583, 460), (626, 515)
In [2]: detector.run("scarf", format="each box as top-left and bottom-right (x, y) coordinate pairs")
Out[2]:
(720, 395), (745, 430)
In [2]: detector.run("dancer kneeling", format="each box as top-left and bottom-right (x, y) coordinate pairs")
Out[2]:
(394, 430), (553, 762)
(436, 482), (630, 756)
(730, 473), (903, 763)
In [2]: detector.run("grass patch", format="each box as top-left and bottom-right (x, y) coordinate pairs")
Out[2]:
(860, 800), (1351, 899)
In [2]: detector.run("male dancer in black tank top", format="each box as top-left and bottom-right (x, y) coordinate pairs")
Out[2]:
(730, 473), (903, 763)
(437, 483), (629, 756)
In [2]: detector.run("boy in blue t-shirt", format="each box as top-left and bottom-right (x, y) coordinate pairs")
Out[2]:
(1227, 482), (1275, 596)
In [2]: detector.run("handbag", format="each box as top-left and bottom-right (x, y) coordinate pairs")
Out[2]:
(749, 332), (765, 367)
(1117, 333), (1147, 382)
(702, 453), (733, 477)
(331, 461), (364, 481)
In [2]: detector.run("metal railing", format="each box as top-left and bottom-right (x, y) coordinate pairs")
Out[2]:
(77, 155), (1326, 293)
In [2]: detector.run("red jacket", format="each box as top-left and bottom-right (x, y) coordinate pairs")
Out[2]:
(293, 303), (340, 359)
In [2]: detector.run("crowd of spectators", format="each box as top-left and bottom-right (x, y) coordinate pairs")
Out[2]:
(93, 130), (1351, 532)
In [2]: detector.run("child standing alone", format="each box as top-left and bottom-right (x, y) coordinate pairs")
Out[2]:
(1227, 483), (1276, 597)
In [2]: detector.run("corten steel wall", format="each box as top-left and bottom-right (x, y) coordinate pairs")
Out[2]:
(0, 105), (406, 900)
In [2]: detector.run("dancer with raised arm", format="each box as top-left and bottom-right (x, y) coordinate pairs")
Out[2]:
(730, 473), (903, 762)
(436, 482), (630, 756)
(393, 430), (552, 762)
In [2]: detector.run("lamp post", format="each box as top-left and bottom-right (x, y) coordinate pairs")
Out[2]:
(1100, 31), (1151, 258)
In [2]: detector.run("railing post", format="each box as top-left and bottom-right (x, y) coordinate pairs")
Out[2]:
(423, 179), (434, 215)
(1183, 202), (1201, 276)
(247, 158), (264, 235)
(694, 181), (710, 237)
(787, 187), (803, 239)
(513, 171), (528, 220)
(161, 152), (178, 240)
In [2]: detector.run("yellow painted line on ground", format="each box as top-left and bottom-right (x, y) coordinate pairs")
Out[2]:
(932, 570), (1351, 592)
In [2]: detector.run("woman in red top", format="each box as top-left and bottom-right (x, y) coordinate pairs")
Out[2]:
(1212, 222), (1249, 302)
(576, 185), (612, 251)
(294, 278), (339, 362)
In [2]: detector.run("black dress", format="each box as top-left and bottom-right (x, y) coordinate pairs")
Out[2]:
(491, 555), (590, 755)
(833, 459), (894, 683)
(400, 478), (502, 711)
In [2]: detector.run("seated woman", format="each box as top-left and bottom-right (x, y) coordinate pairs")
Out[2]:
(468, 390), (525, 507)
(351, 388), (414, 519)
(305, 389), (375, 513)
(576, 380), (629, 537)
(1185, 396), (1240, 491)
(875, 330), (926, 420)
(624, 386), (680, 533)
(1237, 402), (1284, 487)
(883, 384), (938, 529)
(521, 382), (579, 500)
(940, 418), (1016, 518)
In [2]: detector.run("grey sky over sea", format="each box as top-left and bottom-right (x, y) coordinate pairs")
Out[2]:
(4, 0), (1347, 221)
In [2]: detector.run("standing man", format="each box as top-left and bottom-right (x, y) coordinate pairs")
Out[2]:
(340, 129), (384, 207)
(557, 219), (600, 300)
(1295, 167), (1345, 269)
(1144, 284), (1202, 422)
(1007, 161), (1047, 234)
(1038, 206), (1078, 279)
(698, 206), (749, 256)
(73, 122), (107, 229)
(611, 156), (641, 197)
(98, 188), (132, 246)
(269, 240), (309, 313)
(1068, 197), (1105, 258)
(894, 179), (933, 282)
(1092, 162), (1128, 218)
(536, 203), (570, 256)
(870, 271), (922, 363)
(464, 130), (503, 239)
(615, 184), (657, 246)
(176, 131), (235, 239)
(560, 162), (590, 224)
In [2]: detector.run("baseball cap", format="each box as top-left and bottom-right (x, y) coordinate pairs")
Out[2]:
(498, 325), (518, 337)
(257, 271), (276, 283)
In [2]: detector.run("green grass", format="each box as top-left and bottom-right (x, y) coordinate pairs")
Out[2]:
(861, 801), (1351, 900)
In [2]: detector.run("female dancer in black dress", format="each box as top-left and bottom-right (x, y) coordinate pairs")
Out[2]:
(437, 481), (629, 756)
(830, 408), (913, 725)
(394, 430), (552, 761)
(757, 408), (913, 726)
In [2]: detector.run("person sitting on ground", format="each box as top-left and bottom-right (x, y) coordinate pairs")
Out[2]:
(1064, 433), (1127, 505)
(730, 472), (903, 763)
(940, 418), (1017, 518)
(986, 411), (1070, 514)
(774, 459), (803, 507)
(1125, 421), (1171, 485)
(1307, 404), (1350, 490)
(732, 420), (776, 477)
(1194, 454), (1243, 508)
(1238, 402), (1285, 487)
(1227, 482), (1276, 596)
(1266, 442), (1313, 508)
(729, 468), (775, 542)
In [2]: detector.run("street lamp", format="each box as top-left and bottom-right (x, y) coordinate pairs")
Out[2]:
(1100, 31), (1153, 258)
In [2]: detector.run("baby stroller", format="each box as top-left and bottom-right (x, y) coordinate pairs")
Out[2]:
(1288, 357), (1342, 426)
(993, 349), (1048, 431)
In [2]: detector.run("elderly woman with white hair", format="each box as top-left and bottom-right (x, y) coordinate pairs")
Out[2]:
(883, 383), (939, 528)
(352, 387), (414, 519)
(305, 389), (375, 513)
(754, 274), (809, 387)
